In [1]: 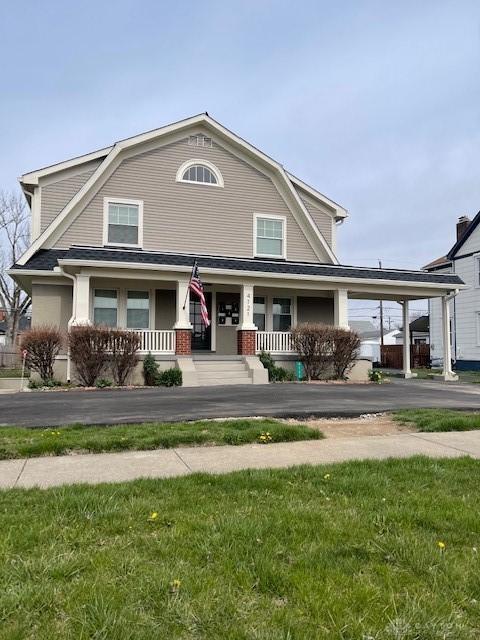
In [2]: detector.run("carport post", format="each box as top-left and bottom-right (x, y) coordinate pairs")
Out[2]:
(400, 301), (415, 379)
(441, 294), (458, 381)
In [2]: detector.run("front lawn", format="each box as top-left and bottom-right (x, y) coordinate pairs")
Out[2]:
(0, 418), (321, 460)
(1, 458), (480, 638)
(394, 408), (480, 432)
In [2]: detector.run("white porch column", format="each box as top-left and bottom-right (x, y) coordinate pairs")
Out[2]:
(238, 283), (257, 330)
(174, 280), (192, 329)
(441, 295), (458, 381)
(401, 300), (414, 378)
(72, 274), (91, 325)
(334, 289), (349, 328)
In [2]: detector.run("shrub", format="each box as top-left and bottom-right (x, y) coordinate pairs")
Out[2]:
(28, 378), (62, 390)
(291, 323), (360, 381)
(21, 326), (63, 383)
(143, 352), (160, 386)
(259, 350), (295, 383)
(369, 369), (384, 384)
(96, 378), (113, 388)
(158, 368), (182, 387)
(69, 325), (110, 387)
(330, 329), (361, 380)
(291, 324), (335, 381)
(109, 329), (141, 385)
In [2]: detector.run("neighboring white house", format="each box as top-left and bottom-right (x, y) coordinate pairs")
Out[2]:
(425, 214), (480, 370)
(349, 321), (400, 363)
(394, 315), (430, 345)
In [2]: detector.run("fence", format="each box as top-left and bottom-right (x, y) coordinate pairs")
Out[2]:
(0, 347), (22, 369)
(380, 344), (430, 370)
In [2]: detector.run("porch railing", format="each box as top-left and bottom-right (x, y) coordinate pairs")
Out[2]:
(256, 331), (295, 354)
(133, 330), (176, 354)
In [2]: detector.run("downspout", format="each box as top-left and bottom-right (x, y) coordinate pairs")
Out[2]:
(58, 267), (76, 383)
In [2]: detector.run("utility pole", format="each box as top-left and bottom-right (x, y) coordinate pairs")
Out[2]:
(379, 260), (384, 349)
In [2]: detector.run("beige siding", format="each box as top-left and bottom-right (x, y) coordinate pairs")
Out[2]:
(155, 290), (176, 330)
(31, 284), (73, 354)
(297, 296), (334, 324)
(40, 161), (102, 232)
(55, 137), (323, 262)
(298, 193), (334, 249)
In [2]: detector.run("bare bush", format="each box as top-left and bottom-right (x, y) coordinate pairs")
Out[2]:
(69, 325), (110, 386)
(331, 328), (361, 379)
(291, 323), (335, 380)
(109, 329), (141, 385)
(291, 323), (360, 380)
(21, 326), (62, 382)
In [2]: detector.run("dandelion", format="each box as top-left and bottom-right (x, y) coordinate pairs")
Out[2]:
(323, 473), (331, 480)
(148, 512), (159, 521)
(169, 579), (181, 592)
(258, 432), (272, 444)
(438, 541), (446, 550)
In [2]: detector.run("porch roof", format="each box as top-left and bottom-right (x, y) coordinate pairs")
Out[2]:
(12, 246), (463, 287)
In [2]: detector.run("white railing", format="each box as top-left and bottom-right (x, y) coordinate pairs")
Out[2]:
(256, 331), (295, 354)
(133, 330), (176, 354)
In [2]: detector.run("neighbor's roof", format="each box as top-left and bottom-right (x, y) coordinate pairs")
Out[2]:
(409, 314), (429, 333)
(423, 255), (452, 271)
(11, 246), (465, 287)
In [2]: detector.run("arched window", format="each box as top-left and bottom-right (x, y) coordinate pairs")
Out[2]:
(176, 159), (224, 187)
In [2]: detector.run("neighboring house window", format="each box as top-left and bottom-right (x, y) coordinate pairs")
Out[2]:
(273, 297), (291, 331)
(255, 215), (286, 258)
(127, 291), (150, 329)
(253, 296), (266, 331)
(104, 198), (143, 247)
(176, 159), (223, 187)
(93, 289), (118, 327)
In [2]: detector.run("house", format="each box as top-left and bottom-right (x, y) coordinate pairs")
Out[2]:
(9, 114), (463, 385)
(349, 321), (400, 363)
(425, 214), (480, 370)
(0, 314), (31, 346)
(394, 315), (430, 346)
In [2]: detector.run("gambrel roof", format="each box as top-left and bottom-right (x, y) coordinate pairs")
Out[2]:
(18, 113), (347, 266)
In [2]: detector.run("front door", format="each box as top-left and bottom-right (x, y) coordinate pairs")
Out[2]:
(190, 292), (212, 351)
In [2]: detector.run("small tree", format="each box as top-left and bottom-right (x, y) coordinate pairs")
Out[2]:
(330, 328), (361, 379)
(69, 325), (110, 386)
(21, 326), (62, 383)
(143, 352), (160, 385)
(291, 323), (336, 381)
(109, 329), (141, 385)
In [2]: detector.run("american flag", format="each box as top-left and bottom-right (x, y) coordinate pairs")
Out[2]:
(189, 261), (210, 327)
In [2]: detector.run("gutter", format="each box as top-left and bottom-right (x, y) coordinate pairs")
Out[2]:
(58, 266), (76, 383)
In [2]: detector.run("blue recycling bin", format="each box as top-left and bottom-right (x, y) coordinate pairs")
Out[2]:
(295, 361), (304, 381)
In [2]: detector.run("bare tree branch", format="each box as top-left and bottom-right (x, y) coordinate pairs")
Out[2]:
(0, 189), (31, 346)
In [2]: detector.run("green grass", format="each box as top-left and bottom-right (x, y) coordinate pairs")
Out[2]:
(1, 458), (480, 638)
(394, 408), (480, 432)
(0, 368), (28, 379)
(382, 367), (480, 383)
(0, 419), (321, 460)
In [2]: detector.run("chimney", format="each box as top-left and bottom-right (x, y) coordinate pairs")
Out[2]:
(457, 215), (471, 241)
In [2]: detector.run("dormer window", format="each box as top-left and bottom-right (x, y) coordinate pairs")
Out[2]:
(176, 159), (224, 187)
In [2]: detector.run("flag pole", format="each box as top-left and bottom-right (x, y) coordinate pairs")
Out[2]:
(183, 259), (197, 310)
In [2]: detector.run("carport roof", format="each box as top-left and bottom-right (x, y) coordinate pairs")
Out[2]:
(12, 246), (464, 287)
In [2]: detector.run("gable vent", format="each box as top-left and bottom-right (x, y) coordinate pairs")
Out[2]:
(188, 135), (212, 148)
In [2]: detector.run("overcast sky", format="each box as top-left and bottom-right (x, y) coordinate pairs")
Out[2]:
(1, 1), (479, 324)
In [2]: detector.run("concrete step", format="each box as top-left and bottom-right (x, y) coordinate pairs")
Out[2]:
(195, 361), (247, 371)
(197, 370), (251, 381)
(196, 377), (253, 386)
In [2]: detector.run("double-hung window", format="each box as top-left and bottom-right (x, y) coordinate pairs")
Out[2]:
(253, 296), (266, 331)
(93, 289), (118, 327)
(255, 215), (285, 258)
(273, 297), (292, 331)
(127, 291), (150, 329)
(104, 199), (143, 247)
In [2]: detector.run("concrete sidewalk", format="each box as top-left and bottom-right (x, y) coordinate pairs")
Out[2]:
(2, 430), (480, 489)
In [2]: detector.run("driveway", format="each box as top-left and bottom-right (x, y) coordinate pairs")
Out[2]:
(1, 379), (479, 427)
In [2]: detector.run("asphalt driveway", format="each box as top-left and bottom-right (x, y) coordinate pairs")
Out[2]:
(1, 378), (479, 427)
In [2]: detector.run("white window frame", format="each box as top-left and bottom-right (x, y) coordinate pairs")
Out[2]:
(103, 197), (144, 249)
(176, 159), (224, 188)
(126, 289), (151, 330)
(254, 213), (287, 259)
(92, 287), (120, 327)
(474, 255), (480, 288)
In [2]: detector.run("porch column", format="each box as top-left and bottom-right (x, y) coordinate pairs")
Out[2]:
(441, 295), (457, 381)
(334, 289), (349, 328)
(72, 274), (91, 325)
(174, 280), (192, 355)
(237, 283), (257, 355)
